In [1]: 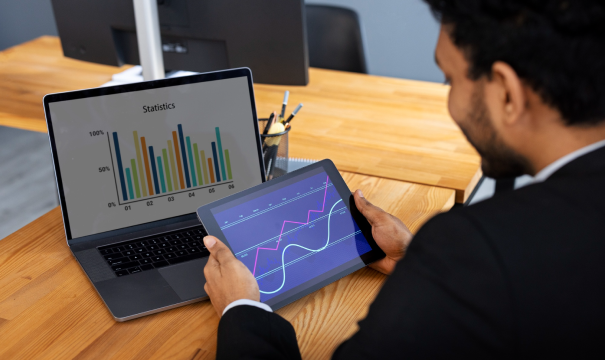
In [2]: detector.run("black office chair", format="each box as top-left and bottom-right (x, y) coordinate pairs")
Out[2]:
(306, 4), (367, 74)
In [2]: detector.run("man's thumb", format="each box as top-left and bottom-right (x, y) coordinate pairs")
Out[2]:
(353, 190), (381, 225)
(204, 236), (233, 263)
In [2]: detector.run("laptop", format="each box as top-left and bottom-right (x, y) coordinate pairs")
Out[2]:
(43, 68), (266, 321)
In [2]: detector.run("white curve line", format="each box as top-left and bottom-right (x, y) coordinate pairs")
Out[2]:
(255, 230), (361, 280)
(259, 198), (343, 294)
(235, 206), (348, 256)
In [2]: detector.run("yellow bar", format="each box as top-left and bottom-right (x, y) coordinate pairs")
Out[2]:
(200, 150), (209, 185)
(133, 131), (148, 196)
(168, 140), (179, 190)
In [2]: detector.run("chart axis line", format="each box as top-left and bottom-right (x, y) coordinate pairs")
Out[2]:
(117, 181), (234, 205)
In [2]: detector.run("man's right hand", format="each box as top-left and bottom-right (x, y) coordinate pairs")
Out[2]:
(354, 189), (413, 275)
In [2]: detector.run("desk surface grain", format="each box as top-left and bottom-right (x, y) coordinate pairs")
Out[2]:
(0, 172), (454, 360)
(0, 36), (480, 202)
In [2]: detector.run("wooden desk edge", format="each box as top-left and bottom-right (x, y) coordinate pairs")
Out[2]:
(0, 113), (47, 133)
(461, 167), (483, 203)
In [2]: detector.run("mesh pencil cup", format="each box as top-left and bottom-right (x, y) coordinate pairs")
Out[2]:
(258, 118), (291, 180)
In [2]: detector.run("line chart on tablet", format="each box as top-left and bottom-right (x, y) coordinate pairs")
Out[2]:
(214, 171), (372, 301)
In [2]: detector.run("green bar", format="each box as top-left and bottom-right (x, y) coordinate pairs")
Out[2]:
(157, 156), (167, 193)
(193, 143), (203, 185)
(162, 149), (173, 192)
(185, 136), (198, 186)
(125, 168), (135, 200)
(130, 159), (141, 198)
(215, 127), (227, 181)
(200, 150), (209, 184)
(224, 149), (233, 180)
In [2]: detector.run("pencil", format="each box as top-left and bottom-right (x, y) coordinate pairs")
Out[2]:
(284, 103), (303, 125)
(280, 91), (289, 119)
(263, 112), (276, 135)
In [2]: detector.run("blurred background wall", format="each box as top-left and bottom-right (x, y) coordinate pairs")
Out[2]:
(0, 0), (59, 51)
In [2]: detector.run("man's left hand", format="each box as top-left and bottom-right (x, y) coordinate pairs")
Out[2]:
(203, 235), (260, 316)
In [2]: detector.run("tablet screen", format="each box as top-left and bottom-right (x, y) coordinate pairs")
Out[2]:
(209, 167), (373, 304)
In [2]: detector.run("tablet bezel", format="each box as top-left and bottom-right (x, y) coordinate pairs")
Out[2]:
(196, 159), (385, 309)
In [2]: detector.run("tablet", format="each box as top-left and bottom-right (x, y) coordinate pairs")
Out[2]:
(196, 159), (385, 309)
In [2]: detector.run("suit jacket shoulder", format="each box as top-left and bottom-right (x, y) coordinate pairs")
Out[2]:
(334, 210), (517, 359)
(336, 147), (605, 358)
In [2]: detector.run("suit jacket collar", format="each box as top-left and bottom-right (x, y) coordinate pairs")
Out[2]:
(548, 145), (605, 180)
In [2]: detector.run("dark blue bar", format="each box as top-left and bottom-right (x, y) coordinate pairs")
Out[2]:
(149, 146), (161, 194)
(177, 124), (191, 188)
(211, 142), (221, 182)
(112, 132), (128, 201)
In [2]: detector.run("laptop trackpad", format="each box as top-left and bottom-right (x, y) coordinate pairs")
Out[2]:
(158, 258), (209, 301)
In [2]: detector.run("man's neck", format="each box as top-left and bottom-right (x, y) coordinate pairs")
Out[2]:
(525, 123), (605, 176)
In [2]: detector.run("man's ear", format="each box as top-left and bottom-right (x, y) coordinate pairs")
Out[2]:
(490, 61), (527, 127)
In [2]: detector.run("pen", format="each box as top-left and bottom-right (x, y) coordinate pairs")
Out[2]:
(262, 111), (276, 135)
(280, 91), (289, 119)
(262, 121), (285, 175)
(262, 116), (280, 151)
(284, 103), (303, 125)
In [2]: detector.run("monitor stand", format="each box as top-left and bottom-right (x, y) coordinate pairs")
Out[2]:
(101, 0), (198, 86)
(101, 66), (199, 87)
(133, 0), (165, 81)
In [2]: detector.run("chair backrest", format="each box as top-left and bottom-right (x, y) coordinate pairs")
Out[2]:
(305, 4), (367, 74)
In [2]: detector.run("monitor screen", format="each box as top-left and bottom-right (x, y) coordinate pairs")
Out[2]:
(48, 76), (263, 239)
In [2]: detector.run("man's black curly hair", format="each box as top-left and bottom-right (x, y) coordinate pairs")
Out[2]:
(424, 0), (605, 126)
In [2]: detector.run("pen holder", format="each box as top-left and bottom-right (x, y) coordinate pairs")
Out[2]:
(259, 119), (291, 180)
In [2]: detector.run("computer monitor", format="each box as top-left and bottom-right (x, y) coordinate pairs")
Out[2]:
(51, 0), (309, 85)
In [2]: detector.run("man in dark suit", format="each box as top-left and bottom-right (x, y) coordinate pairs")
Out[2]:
(202, 1), (605, 358)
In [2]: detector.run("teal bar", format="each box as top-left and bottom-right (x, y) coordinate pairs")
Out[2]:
(157, 157), (167, 193)
(185, 136), (198, 186)
(125, 168), (135, 200)
(215, 127), (227, 181)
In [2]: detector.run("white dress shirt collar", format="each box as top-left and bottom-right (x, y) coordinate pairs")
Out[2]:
(533, 139), (605, 183)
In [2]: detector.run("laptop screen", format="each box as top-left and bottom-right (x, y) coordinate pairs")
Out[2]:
(47, 75), (263, 239)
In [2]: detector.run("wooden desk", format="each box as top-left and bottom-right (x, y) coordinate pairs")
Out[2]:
(0, 172), (454, 359)
(0, 36), (480, 202)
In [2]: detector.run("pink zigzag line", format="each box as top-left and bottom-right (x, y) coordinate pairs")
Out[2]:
(252, 175), (330, 276)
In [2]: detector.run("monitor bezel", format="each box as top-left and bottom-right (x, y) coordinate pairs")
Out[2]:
(43, 67), (266, 243)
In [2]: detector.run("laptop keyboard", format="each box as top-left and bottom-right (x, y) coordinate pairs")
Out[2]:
(98, 227), (209, 277)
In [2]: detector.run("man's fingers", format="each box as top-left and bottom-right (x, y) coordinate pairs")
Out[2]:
(354, 190), (385, 226)
(204, 235), (235, 264)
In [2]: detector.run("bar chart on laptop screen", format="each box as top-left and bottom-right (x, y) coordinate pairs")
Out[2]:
(48, 76), (263, 239)
(109, 125), (235, 204)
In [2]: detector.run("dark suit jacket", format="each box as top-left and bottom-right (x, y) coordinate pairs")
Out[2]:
(217, 146), (605, 359)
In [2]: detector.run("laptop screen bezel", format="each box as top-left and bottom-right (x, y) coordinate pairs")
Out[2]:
(43, 67), (266, 243)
